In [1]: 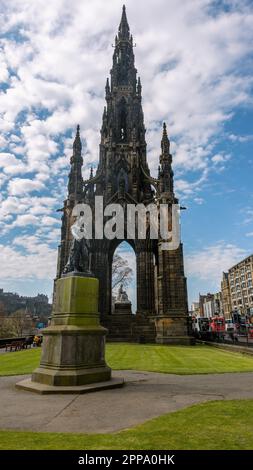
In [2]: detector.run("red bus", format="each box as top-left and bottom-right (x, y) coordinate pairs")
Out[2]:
(210, 316), (225, 333)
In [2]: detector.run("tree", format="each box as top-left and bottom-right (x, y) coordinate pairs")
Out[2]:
(0, 309), (33, 338)
(112, 253), (134, 290)
(10, 309), (33, 336)
(0, 317), (11, 338)
(0, 301), (6, 316)
(0, 302), (10, 338)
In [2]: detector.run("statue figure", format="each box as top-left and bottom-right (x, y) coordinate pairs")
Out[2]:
(63, 211), (91, 275)
(116, 284), (130, 303)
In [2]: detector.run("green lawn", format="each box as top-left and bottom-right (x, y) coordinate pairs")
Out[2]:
(1, 342), (253, 375)
(0, 400), (253, 450)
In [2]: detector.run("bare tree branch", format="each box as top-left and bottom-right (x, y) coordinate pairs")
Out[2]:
(112, 253), (134, 290)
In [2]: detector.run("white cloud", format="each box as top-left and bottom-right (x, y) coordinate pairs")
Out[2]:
(41, 216), (61, 226)
(0, 0), (252, 184)
(0, 152), (27, 175)
(0, 135), (7, 147)
(12, 213), (39, 227)
(229, 133), (253, 143)
(185, 242), (248, 285)
(43, 227), (61, 242)
(0, 242), (57, 280)
(0, 0), (252, 295)
(0, 196), (28, 220)
(211, 153), (231, 165)
(0, 49), (9, 82)
(175, 168), (208, 198)
(115, 242), (136, 273)
(0, 195), (60, 235)
(193, 197), (204, 205)
(8, 178), (45, 196)
(242, 208), (253, 225)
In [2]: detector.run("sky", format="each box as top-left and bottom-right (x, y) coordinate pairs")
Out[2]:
(0, 0), (252, 308)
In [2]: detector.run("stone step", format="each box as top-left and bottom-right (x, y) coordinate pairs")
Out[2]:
(103, 314), (156, 343)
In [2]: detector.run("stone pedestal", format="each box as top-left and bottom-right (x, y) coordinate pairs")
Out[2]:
(114, 300), (132, 315)
(16, 275), (124, 393)
(155, 315), (195, 345)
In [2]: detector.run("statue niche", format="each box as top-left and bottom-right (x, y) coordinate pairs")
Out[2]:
(117, 168), (128, 196)
(114, 284), (132, 315)
(118, 97), (127, 142)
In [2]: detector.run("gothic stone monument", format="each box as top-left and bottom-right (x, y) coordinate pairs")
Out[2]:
(56, 6), (192, 344)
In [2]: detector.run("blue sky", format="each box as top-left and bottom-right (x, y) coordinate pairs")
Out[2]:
(0, 0), (252, 308)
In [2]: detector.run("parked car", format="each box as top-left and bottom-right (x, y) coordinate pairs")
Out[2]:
(225, 319), (235, 332)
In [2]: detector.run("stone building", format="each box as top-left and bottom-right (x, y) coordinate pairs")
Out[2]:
(190, 302), (200, 317)
(221, 254), (253, 319)
(56, 6), (191, 344)
(199, 292), (222, 318)
(199, 293), (213, 317)
(221, 272), (232, 319)
(0, 288), (51, 320)
(204, 292), (222, 318)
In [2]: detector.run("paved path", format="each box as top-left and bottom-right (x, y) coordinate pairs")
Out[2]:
(0, 370), (253, 433)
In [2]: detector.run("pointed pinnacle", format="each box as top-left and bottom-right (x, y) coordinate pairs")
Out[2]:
(73, 124), (82, 155)
(162, 122), (169, 141)
(161, 122), (170, 153)
(162, 122), (167, 137)
(118, 4), (130, 39)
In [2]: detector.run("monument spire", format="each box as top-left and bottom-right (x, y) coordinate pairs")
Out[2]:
(68, 124), (83, 199)
(99, 5), (145, 150)
(73, 124), (82, 156)
(161, 122), (170, 155)
(110, 5), (136, 89)
(118, 5), (130, 41)
(159, 123), (174, 194)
